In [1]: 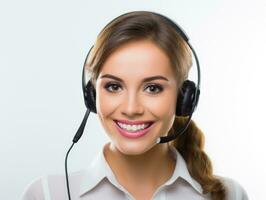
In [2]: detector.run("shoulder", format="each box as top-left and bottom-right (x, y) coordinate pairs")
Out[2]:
(21, 176), (44, 200)
(21, 170), (86, 200)
(218, 176), (249, 200)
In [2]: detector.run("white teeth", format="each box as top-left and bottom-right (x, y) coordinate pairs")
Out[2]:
(117, 122), (150, 132)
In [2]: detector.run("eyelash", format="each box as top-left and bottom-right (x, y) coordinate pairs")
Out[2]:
(103, 82), (164, 94)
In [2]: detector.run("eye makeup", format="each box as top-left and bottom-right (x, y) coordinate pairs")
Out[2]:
(103, 81), (164, 94)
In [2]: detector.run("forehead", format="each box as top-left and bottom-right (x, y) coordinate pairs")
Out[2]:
(99, 40), (176, 81)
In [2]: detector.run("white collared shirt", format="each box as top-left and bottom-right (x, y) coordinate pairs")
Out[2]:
(21, 143), (249, 200)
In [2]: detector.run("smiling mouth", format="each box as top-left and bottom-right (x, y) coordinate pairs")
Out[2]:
(113, 120), (154, 132)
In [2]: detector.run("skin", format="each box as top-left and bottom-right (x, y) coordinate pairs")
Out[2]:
(95, 39), (178, 200)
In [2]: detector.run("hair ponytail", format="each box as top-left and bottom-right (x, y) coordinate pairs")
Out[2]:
(169, 116), (226, 200)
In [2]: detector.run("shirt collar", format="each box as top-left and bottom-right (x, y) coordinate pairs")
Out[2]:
(166, 145), (203, 194)
(79, 143), (203, 196)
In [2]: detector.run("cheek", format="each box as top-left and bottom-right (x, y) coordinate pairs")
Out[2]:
(96, 89), (121, 116)
(144, 96), (176, 137)
(144, 93), (177, 117)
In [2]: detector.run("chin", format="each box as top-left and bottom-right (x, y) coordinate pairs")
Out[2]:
(114, 140), (157, 156)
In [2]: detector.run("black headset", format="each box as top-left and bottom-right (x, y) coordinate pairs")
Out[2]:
(65, 11), (201, 200)
(80, 11), (201, 144)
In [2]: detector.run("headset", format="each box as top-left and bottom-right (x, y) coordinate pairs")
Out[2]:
(65, 11), (201, 200)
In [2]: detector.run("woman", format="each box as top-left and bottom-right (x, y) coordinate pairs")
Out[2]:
(22, 11), (248, 200)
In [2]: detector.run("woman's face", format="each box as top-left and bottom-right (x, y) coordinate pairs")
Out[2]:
(95, 39), (178, 155)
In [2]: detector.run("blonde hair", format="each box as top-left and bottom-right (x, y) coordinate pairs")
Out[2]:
(85, 11), (226, 200)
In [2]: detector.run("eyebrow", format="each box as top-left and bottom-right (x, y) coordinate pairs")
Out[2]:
(100, 74), (169, 83)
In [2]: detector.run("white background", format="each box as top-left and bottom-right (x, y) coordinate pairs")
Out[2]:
(0, 0), (265, 199)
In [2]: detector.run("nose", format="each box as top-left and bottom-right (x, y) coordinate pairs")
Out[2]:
(121, 91), (144, 117)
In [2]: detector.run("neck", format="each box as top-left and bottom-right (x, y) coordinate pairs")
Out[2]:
(104, 142), (176, 190)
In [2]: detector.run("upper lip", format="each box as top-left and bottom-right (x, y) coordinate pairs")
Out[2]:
(114, 119), (154, 125)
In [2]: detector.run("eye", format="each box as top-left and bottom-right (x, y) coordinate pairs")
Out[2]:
(104, 82), (122, 93)
(145, 84), (164, 94)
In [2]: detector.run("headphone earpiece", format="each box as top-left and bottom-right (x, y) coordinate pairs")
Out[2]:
(176, 80), (198, 116)
(84, 80), (97, 113)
